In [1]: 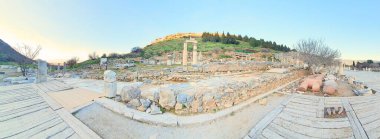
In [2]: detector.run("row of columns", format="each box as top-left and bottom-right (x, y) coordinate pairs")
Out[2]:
(182, 40), (198, 66)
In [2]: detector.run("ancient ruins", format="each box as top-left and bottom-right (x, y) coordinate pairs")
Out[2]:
(1, 35), (380, 139)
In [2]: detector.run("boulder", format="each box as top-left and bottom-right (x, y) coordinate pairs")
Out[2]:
(223, 101), (233, 108)
(176, 93), (188, 104)
(120, 85), (141, 102)
(140, 99), (151, 108)
(323, 80), (338, 95)
(158, 88), (176, 109)
(297, 81), (308, 92)
(311, 83), (321, 92)
(176, 93), (194, 107)
(127, 99), (141, 107)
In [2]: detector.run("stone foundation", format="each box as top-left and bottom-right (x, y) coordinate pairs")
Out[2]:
(116, 70), (306, 115)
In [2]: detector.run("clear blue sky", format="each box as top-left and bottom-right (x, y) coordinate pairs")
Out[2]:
(0, 0), (379, 63)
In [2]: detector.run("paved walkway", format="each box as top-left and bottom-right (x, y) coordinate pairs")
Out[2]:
(245, 94), (380, 139)
(0, 82), (100, 139)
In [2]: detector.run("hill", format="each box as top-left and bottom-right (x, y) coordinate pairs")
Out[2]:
(142, 32), (291, 58)
(0, 39), (31, 63)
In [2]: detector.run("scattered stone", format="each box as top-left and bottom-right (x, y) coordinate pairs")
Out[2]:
(224, 88), (234, 93)
(175, 103), (183, 110)
(224, 101), (233, 108)
(140, 99), (151, 108)
(258, 98), (268, 105)
(143, 78), (153, 84)
(128, 99), (141, 107)
(114, 95), (121, 102)
(145, 108), (152, 113)
(143, 88), (160, 102)
(150, 102), (162, 115)
(137, 106), (146, 112)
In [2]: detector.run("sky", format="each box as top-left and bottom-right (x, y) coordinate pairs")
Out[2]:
(0, 0), (379, 63)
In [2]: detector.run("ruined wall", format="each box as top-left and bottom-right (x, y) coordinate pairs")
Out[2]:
(118, 70), (306, 115)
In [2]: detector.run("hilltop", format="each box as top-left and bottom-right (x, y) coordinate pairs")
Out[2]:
(142, 32), (291, 58)
(0, 39), (31, 64)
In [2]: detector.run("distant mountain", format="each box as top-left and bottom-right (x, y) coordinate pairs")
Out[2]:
(0, 39), (32, 63)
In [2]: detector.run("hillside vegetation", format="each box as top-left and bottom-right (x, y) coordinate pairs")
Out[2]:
(142, 32), (291, 58)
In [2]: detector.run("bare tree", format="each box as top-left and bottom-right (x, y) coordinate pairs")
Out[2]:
(295, 39), (341, 74)
(88, 52), (99, 60)
(14, 44), (42, 76)
(66, 57), (79, 68)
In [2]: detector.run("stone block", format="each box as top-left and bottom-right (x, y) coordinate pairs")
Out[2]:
(104, 70), (116, 82)
(104, 82), (117, 98)
(158, 88), (176, 109)
(36, 59), (48, 83)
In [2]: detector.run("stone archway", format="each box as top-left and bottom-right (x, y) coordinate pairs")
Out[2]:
(182, 38), (198, 65)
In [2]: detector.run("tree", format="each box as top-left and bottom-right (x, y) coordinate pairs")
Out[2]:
(88, 52), (99, 60)
(243, 35), (249, 42)
(295, 39), (341, 74)
(237, 35), (243, 40)
(108, 53), (119, 58)
(101, 53), (107, 58)
(367, 60), (374, 64)
(131, 47), (143, 53)
(353, 61), (356, 67)
(66, 57), (79, 68)
(14, 44), (42, 76)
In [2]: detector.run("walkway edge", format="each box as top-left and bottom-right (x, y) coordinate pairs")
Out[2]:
(35, 85), (101, 139)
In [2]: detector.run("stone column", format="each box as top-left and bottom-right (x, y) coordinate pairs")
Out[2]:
(104, 70), (117, 98)
(167, 54), (172, 66)
(57, 63), (61, 72)
(36, 59), (48, 83)
(338, 60), (344, 76)
(198, 51), (202, 63)
(183, 43), (187, 66)
(192, 42), (198, 65)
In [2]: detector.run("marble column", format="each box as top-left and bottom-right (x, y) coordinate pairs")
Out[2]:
(183, 43), (187, 66)
(192, 42), (198, 65)
(198, 51), (202, 63)
(338, 60), (344, 76)
(104, 70), (117, 98)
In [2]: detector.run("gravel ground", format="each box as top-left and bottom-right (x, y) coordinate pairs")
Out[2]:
(74, 94), (287, 139)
